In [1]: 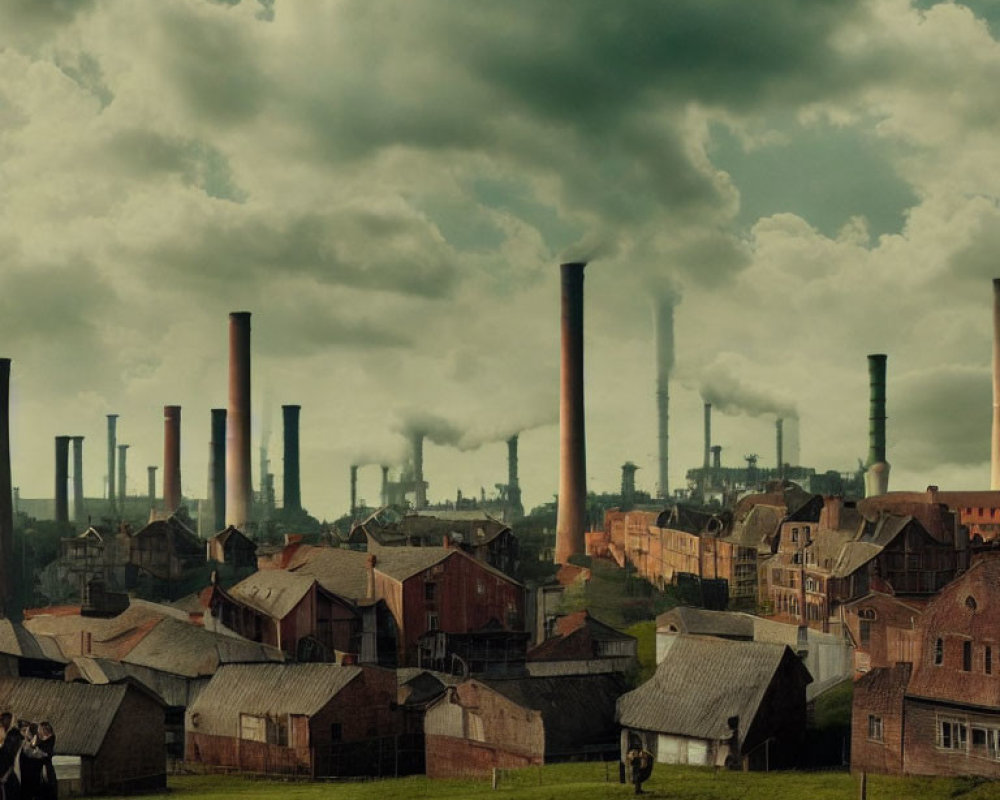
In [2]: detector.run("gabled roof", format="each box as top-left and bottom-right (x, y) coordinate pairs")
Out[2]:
(655, 607), (755, 639)
(227, 570), (318, 620)
(0, 619), (67, 663)
(211, 525), (256, 549)
(616, 635), (810, 742)
(285, 546), (371, 599)
(67, 657), (194, 707)
(187, 663), (364, 737)
(0, 677), (155, 756)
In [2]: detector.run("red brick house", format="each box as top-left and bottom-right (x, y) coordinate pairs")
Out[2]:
(526, 610), (637, 677)
(186, 663), (402, 777)
(852, 555), (1000, 777)
(842, 592), (925, 675)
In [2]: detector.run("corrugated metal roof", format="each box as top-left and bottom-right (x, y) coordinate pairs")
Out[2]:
(0, 677), (134, 756)
(0, 620), (67, 663)
(187, 663), (363, 737)
(286, 546), (371, 599)
(123, 617), (283, 678)
(228, 570), (316, 620)
(831, 541), (882, 578)
(616, 635), (807, 741)
(655, 607), (755, 639)
(66, 657), (196, 707)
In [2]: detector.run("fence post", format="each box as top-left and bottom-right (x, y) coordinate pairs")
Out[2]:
(492, 767), (498, 789)
(859, 771), (867, 800)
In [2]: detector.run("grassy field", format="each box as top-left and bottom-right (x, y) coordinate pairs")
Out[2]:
(101, 763), (1000, 800)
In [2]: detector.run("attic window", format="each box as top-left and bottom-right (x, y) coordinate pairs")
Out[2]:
(966, 596), (978, 612)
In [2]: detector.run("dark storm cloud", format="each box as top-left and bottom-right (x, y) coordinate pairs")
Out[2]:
(145, 210), (460, 299)
(701, 365), (798, 420)
(892, 366), (990, 469)
(54, 52), (114, 109)
(0, 0), (97, 49)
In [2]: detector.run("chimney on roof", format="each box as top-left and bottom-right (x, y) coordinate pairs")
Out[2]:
(226, 312), (252, 530)
(147, 465), (157, 512)
(350, 464), (358, 518)
(55, 435), (70, 525)
(72, 435), (84, 525)
(0, 359), (13, 620)
(992, 279), (1000, 490)
(163, 405), (182, 513)
(864, 353), (890, 497)
(210, 408), (226, 532)
(117, 444), (129, 505)
(555, 262), (587, 565)
(282, 404), (301, 514)
(106, 414), (118, 511)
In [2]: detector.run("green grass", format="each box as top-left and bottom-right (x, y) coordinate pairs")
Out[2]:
(625, 619), (657, 684)
(812, 679), (854, 731)
(100, 763), (1000, 800)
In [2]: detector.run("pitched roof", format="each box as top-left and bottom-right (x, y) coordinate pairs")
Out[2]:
(66, 657), (194, 707)
(655, 607), (755, 639)
(830, 541), (883, 578)
(285, 546), (371, 599)
(0, 677), (151, 756)
(616, 635), (809, 741)
(187, 663), (363, 737)
(227, 570), (317, 620)
(0, 620), (67, 663)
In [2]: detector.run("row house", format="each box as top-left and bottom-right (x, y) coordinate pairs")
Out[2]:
(863, 486), (1000, 542)
(853, 554), (1000, 778)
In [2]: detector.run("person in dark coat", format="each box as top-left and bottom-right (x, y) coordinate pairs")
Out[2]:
(0, 713), (23, 800)
(18, 722), (54, 800)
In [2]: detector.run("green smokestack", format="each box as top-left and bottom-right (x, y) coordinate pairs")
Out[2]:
(867, 354), (887, 466)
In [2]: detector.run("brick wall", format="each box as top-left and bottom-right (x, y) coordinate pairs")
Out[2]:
(425, 735), (541, 778)
(903, 698), (1000, 778)
(851, 666), (907, 775)
(93, 687), (167, 793)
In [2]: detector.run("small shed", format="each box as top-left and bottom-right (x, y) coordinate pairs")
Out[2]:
(0, 676), (165, 795)
(617, 635), (811, 770)
(185, 663), (402, 777)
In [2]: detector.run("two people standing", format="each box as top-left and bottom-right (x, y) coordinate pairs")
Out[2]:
(0, 714), (57, 800)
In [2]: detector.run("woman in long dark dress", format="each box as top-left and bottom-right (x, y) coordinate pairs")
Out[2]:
(18, 723), (55, 800)
(0, 714), (23, 800)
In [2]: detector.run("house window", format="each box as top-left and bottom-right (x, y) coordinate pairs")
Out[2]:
(425, 582), (436, 602)
(938, 718), (968, 751)
(964, 641), (973, 672)
(476, 579), (485, 596)
(791, 528), (799, 543)
(868, 715), (884, 742)
(966, 595), (978, 611)
(987, 646), (993, 675)
(935, 638), (944, 665)
(426, 612), (439, 631)
(860, 620), (872, 647)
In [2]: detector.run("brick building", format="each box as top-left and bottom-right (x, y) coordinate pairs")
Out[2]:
(842, 592), (924, 675)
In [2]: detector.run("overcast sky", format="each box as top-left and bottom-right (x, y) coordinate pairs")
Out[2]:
(3, 0), (1000, 520)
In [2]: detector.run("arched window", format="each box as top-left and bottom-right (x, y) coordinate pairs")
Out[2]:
(966, 596), (978, 612)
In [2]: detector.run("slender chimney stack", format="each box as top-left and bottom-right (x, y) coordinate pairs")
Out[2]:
(117, 444), (129, 506)
(106, 414), (118, 511)
(412, 432), (426, 510)
(163, 405), (182, 513)
(282, 404), (301, 513)
(72, 436), (84, 524)
(555, 261), (587, 564)
(0, 359), (13, 619)
(210, 409), (226, 532)
(380, 465), (389, 508)
(992, 279), (1000, 489)
(227, 312), (252, 529)
(711, 445), (722, 470)
(55, 436), (70, 525)
(350, 464), (358, 518)
(703, 403), (712, 470)
(147, 465), (157, 511)
(865, 354), (890, 497)
(506, 434), (524, 521)
(621, 462), (638, 512)
(776, 418), (784, 480)
(655, 297), (674, 500)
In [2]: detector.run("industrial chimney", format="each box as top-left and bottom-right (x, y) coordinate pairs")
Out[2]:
(776, 418), (784, 480)
(350, 464), (358, 518)
(992, 279), (1000, 490)
(655, 297), (674, 500)
(0, 359), (14, 619)
(226, 312), (252, 530)
(411, 432), (427, 510)
(380, 465), (389, 508)
(72, 436), (84, 525)
(163, 405), (182, 513)
(209, 409), (226, 532)
(555, 261), (587, 565)
(865, 353), (890, 497)
(54, 435), (70, 525)
(147, 465), (157, 512)
(506, 434), (524, 521)
(621, 462), (638, 511)
(117, 444), (129, 507)
(282, 404), (301, 513)
(711, 445), (722, 470)
(106, 414), (118, 512)
(703, 403), (712, 470)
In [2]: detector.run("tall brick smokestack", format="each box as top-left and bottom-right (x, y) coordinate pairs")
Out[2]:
(106, 414), (118, 510)
(117, 444), (129, 506)
(163, 405), (182, 513)
(210, 409), (226, 532)
(282, 404), (301, 513)
(0, 360), (14, 619)
(655, 297), (674, 500)
(506, 435), (524, 522)
(992, 279), (1000, 489)
(412, 432), (426, 510)
(226, 312), (252, 529)
(555, 262), (587, 565)
(350, 464), (358, 518)
(703, 403), (712, 470)
(776, 418), (784, 480)
(55, 435), (70, 525)
(380, 465), (389, 507)
(72, 436), (84, 524)
(147, 465), (157, 512)
(865, 354), (890, 497)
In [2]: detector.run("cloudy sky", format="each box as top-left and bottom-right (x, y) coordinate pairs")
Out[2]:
(3, 0), (1000, 520)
